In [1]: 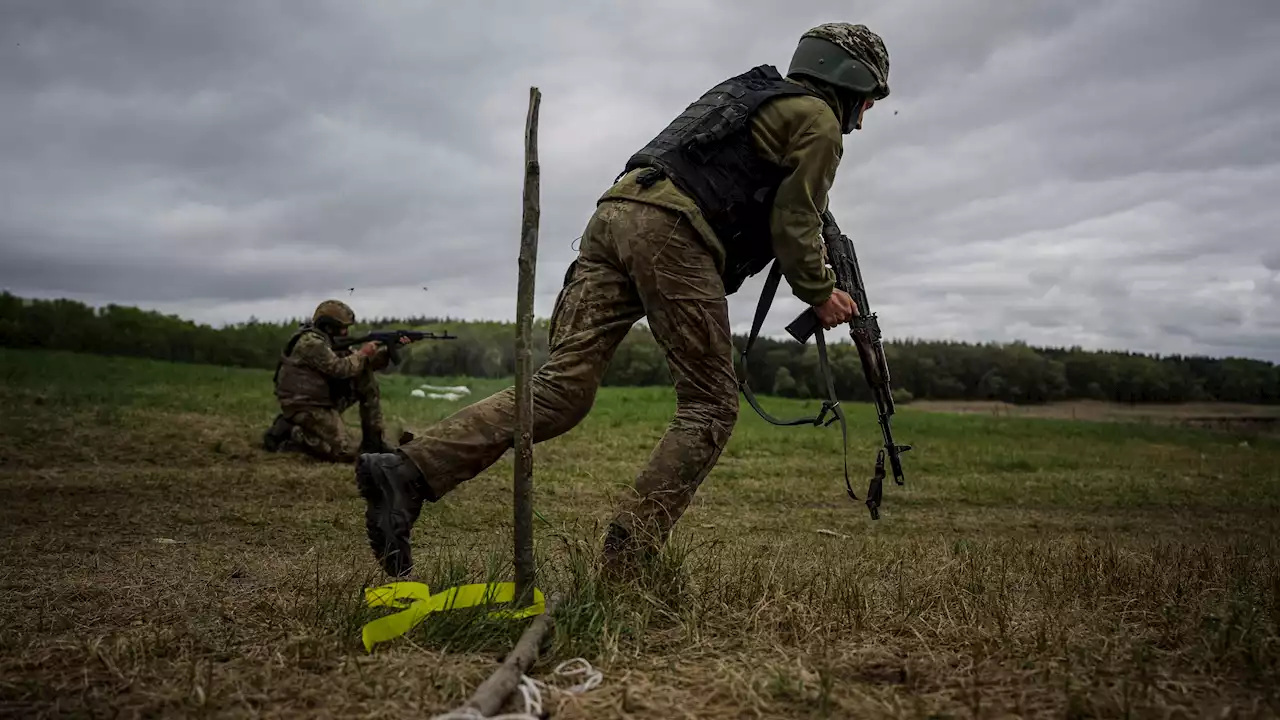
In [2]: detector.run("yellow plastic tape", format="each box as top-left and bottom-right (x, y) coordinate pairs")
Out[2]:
(361, 581), (546, 652)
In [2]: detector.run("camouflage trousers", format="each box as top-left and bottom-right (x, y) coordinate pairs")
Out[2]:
(281, 373), (385, 463)
(398, 198), (739, 558)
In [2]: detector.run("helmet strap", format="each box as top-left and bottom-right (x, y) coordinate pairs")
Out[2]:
(840, 94), (868, 134)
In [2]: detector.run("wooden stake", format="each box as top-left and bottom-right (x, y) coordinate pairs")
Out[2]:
(462, 595), (559, 716)
(513, 86), (541, 608)
(452, 85), (549, 720)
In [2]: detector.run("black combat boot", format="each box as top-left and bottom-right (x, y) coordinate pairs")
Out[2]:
(262, 414), (293, 452)
(600, 522), (671, 588)
(355, 452), (429, 577)
(600, 523), (645, 584)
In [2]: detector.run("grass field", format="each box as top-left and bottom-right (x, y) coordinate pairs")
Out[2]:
(1, 347), (1278, 719)
(911, 400), (1280, 435)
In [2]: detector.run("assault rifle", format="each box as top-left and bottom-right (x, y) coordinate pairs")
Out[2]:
(334, 328), (457, 365)
(785, 211), (911, 518)
(737, 210), (910, 519)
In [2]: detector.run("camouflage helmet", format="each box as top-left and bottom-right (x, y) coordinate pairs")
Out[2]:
(312, 299), (355, 331)
(788, 23), (890, 100)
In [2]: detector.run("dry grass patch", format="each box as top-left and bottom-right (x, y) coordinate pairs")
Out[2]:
(1, 348), (1278, 718)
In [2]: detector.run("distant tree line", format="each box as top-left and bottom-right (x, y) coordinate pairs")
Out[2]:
(2, 291), (1277, 405)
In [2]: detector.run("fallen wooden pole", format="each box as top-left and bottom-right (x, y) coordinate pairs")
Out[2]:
(513, 85), (541, 610)
(462, 595), (559, 716)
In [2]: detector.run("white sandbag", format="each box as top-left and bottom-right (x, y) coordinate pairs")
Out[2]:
(419, 384), (471, 395)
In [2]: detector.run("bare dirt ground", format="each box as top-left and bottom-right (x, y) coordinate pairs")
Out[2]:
(2, 349), (1278, 718)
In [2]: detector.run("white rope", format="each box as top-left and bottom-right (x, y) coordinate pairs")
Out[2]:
(550, 658), (603, 694)
(430, 658), (603, 720)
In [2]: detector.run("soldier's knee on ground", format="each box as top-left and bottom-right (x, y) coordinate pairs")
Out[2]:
(289, 424), (357, 463)
(288, 425), (324, 457)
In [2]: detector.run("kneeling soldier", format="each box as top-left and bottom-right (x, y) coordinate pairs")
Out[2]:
(263, 300), (397, 462)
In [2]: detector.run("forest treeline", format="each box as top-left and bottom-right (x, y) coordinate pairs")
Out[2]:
(2, 291), (1277, 405)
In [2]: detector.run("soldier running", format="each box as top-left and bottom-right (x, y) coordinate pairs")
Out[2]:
(354, 23), (892, 578)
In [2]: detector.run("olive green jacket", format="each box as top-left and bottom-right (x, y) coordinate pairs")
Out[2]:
(601, 75), (845, 306)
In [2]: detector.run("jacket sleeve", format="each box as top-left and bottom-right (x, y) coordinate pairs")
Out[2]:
(292, 333), (368, 379)
(754, 98), (842, 306)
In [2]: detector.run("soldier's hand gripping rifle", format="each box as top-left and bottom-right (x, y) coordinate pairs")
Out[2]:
(782, 211), (911, 519)
(334, 328), (458, 365)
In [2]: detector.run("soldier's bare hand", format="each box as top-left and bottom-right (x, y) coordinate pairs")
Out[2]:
(813, 289), (858, 329)
(358, 342), (380, 357)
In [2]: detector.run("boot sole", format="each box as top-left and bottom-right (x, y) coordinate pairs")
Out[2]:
(355, 456), (414, 577)
(262, 431), (281, 452)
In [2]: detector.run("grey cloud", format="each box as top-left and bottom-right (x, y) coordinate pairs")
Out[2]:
(1, 0), (1278, 362)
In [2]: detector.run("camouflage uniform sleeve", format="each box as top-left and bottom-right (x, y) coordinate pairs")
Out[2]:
(751, 95), (842, 306)
(292, 332), (368, 379)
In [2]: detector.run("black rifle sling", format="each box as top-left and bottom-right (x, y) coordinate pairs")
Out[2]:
(813, 326), (856, 502)
(738, 263), (814, 427)
(737, 261), (857, 500)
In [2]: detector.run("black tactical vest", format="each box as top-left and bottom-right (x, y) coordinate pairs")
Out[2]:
(273, 325), (352, 408)
(622, 65), (822, 294)
(272, 325), (312, 386)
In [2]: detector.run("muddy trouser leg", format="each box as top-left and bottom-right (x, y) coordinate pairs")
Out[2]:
(603, 203), (739, 565)
(287, 407), (360, 463)
(396, 200), (646, 500)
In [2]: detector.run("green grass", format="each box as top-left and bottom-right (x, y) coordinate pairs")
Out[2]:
(1, 347), (1278, 718)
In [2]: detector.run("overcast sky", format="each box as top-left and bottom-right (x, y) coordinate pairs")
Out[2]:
(2, 0), (1278, 361)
